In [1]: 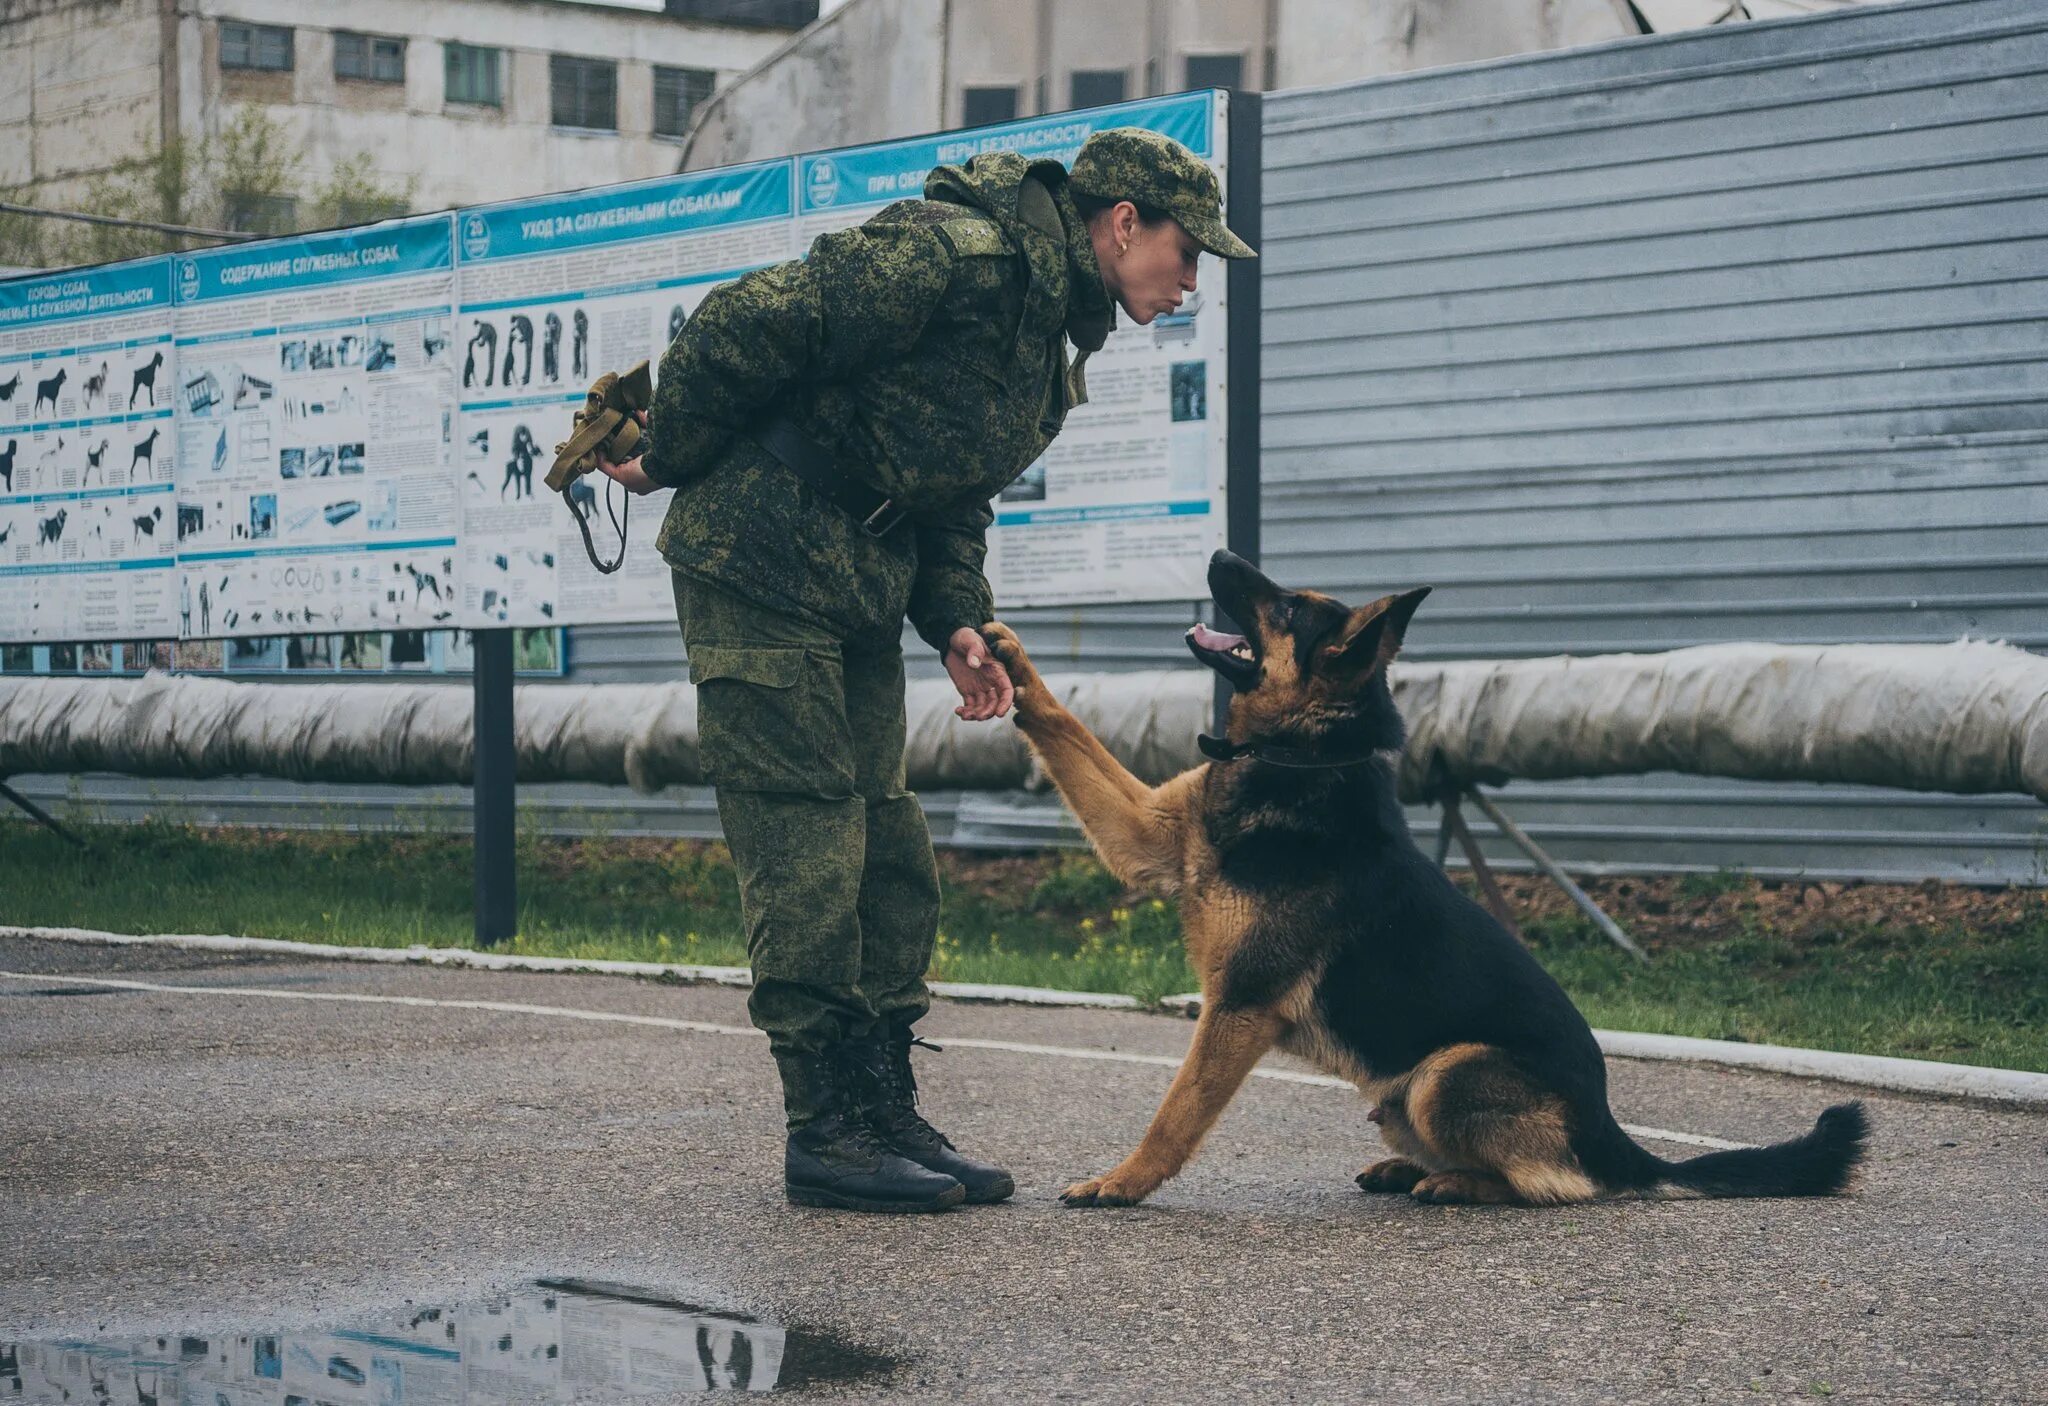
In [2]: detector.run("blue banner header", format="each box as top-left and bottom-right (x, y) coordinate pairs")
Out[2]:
(175, 215), (454, 305)
(457, 160), (793, 264)
(0, 257), (171, 330)
(799, 92), (1216, 215)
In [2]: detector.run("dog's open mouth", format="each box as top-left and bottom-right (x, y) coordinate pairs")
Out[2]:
(1186, 621), (1260, 687)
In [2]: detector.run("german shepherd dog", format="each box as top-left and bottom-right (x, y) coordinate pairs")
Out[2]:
(981, 550), (1867, 1209)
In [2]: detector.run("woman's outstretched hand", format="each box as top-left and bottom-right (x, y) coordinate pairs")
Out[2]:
(944, 626), (1014, 721)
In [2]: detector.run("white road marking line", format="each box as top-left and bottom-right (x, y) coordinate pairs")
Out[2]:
(0, 969), (1753, 1150)
(15, 926), (2046, 1106)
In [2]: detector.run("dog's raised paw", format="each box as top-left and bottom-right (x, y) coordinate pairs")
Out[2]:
(980, 622), (1039, 680)
(981, 622), (1052, 721)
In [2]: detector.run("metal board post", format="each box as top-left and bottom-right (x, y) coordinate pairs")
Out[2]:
(473, 628), (517, 946)
(1216, 88), (1263, 734)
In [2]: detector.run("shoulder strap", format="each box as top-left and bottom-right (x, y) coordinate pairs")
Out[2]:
(933, 214), (1011, 259)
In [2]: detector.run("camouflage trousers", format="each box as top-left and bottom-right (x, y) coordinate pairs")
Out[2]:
(673, 571), (941, 1124)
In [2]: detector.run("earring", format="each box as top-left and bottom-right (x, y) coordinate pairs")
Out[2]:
(1117, 241), (1128, 255)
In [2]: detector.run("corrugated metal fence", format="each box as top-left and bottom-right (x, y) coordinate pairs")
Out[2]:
(16, 0), (2047, 881)
(1254, 0), (2048, 882)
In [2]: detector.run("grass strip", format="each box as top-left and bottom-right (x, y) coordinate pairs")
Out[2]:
(3, 817), (2042, 1072)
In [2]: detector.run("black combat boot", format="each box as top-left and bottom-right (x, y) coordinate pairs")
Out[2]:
(844, 1026), (1015, 1204)
(778, 1049), (965, 1214)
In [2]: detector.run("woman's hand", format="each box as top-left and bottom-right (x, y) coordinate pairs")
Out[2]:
(595, 454), (657, 494)
(597, 411), (659, 495)
(944, 626), (1014, 722)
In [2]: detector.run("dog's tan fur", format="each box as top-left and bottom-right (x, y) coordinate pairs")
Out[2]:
(983, 616), (1585, 1208)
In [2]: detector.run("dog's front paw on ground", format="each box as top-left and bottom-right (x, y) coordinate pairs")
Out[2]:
(1060, 1170), (1156, 1208)
(1356, 1157), (1427, 1194)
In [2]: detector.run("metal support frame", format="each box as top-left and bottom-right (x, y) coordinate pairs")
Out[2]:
(1463, 787), (1649, 964)
(1215, 87), (1262, 736)
(1424, 755), (1644, 962)
(0, 779), (89, 849)
(472, 629), (517, 947)
(1436, 792), (1524, 942)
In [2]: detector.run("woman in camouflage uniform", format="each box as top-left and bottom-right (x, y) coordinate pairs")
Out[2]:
(599, 128), (1254, 1213)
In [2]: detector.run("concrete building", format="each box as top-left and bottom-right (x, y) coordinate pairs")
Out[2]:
(0, 0), (814, 233)
(683, 0), (1902, 171)
(683, 0), (1645, 168)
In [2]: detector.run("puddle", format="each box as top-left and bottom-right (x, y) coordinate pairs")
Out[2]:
(0, 1278), (893, 1402)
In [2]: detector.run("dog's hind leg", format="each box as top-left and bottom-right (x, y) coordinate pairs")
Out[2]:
(1410, 1170), (1520, 1204)
(1399, 1044), (1598, 1207)
(1062, 1003), (1284, 1208)
(1356, 1158), (1428, 1193)
(1357, 1075), (1433, 1192)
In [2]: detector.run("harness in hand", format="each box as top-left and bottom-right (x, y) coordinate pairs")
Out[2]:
(548, 361), (652, 574)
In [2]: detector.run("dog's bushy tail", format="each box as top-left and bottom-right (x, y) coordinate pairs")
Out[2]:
(1636, 1102), (1869, 1198)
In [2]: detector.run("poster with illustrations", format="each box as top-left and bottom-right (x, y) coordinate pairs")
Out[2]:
(1, 92), (1234, 651)
(170, 215), (459, 638)
(795, 90), (1232, 608)
(453, 160), (794, 627)
(0, 256), (179, 642)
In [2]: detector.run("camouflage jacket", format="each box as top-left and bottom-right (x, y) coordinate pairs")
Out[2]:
(645, 152), (1113, 652)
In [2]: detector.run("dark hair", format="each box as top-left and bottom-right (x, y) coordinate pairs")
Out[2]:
(1072, 191), (1174, 228)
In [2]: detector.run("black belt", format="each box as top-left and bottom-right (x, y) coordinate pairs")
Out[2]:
(753, 417), (906, 537)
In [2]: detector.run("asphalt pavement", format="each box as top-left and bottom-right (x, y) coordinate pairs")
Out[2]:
(2, 933), (2042, 1403)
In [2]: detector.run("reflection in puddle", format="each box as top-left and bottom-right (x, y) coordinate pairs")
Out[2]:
(0, 1279), (891, 1402)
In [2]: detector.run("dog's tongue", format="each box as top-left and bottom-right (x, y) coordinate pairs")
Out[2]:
(1189, 623), (1245, 652)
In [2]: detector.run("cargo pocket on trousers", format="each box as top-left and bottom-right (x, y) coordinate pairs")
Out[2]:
(689, 645), (853, 797)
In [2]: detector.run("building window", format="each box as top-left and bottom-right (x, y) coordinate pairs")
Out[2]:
(220, 22), (293, 73)
(223, 193), (298, 235)
(1070, 70), (1127, 109)
(333, 195), (409, 224)
(1184, 53), (1244, 92)
(962, 85), (1018, 127)
(335, 32), (406, 84)
(445, 43), (502, 106)
(551, 55), (618, 131)
(654, 65), (715, 137)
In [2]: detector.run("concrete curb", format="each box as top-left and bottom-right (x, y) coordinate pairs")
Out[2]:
(0, 925), (1141, 1010)
(1590, 1029), (2048, 1107)
(8, 926), (2042, 1105)
(1160, 993), (2048, 1106)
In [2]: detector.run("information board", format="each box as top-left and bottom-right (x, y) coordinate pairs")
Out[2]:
(0, 92), (1243, 648)
(170, 216), (459, 638)
(0, 256), (178, 643)
(796, 90), (1232, 608)
(453, 161), (794, 627)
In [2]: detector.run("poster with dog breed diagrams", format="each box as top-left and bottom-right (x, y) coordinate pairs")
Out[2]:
(453, 160), (793, 628)
(169, 216), (461, 640)
(0, 257), (179, 643)
(0, 94), (1231, 646)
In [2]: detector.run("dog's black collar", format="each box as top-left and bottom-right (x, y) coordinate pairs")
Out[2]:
(1198, 733), (1380, 770)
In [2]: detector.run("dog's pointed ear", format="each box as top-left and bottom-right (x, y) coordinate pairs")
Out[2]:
(1322, 586), (1432, 673)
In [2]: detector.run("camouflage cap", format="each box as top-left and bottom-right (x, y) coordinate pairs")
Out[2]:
(1068, 127), (1256, 261)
